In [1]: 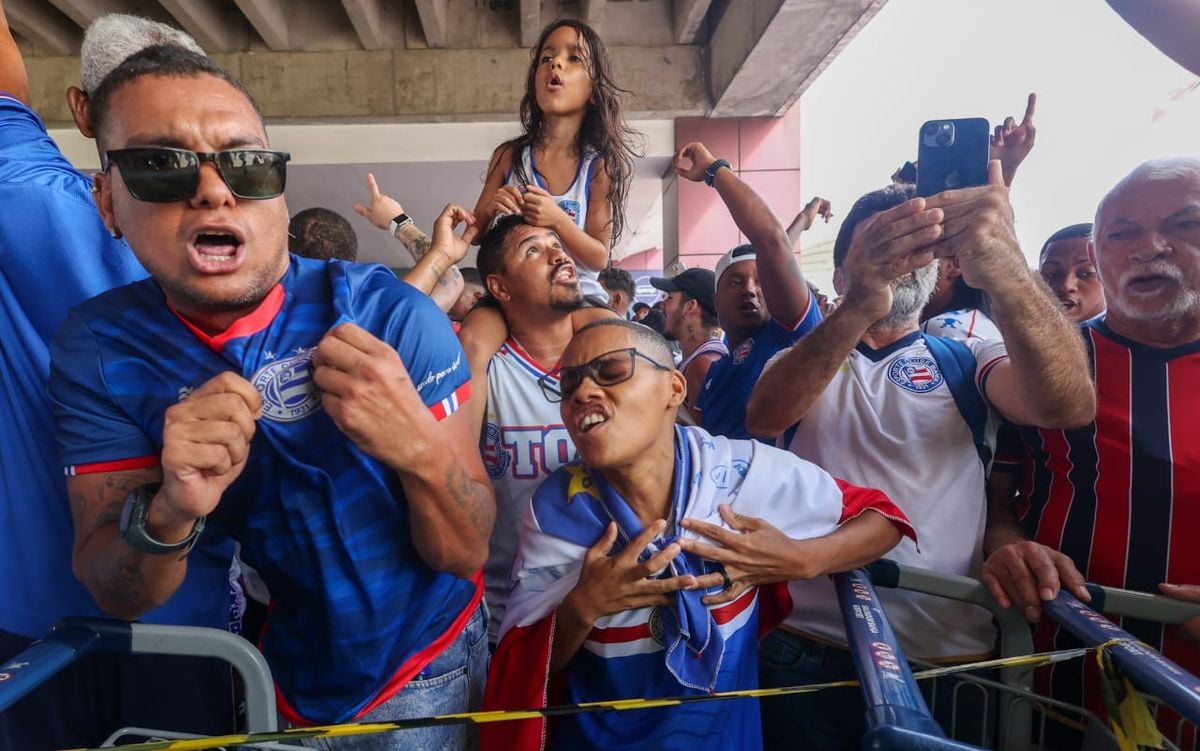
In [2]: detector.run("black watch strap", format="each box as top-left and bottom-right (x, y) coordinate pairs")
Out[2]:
(704, 158), (731, 187)
(118, 483), (206, 556)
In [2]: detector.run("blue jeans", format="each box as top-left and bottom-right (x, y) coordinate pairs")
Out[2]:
(304, 603), (488, 751)
(758, 629), (995, 751)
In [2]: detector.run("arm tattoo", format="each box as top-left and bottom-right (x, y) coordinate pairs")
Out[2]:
(444, 463), (492, 537)
(434, 265), (464, 290)
(397, 225), (433, 263)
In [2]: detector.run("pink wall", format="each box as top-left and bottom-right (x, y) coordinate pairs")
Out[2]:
(673, 101), (802, 270)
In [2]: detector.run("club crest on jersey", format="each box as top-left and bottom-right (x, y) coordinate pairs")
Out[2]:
(732, 338), (753, 365)
(481, 423), (511, 479)
(557, 199), (581, 223)
(251, 347), (322, 422)
(888, 356), (943, 394)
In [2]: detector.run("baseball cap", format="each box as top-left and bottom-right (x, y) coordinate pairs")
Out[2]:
(713, 245), (757, 285)
(650, 268), (717, 317)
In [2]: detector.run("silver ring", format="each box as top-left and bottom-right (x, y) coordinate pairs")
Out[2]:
(720, 570), (732, 590)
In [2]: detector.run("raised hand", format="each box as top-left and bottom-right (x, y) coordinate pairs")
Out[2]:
(429, 203), (478, 266)
(159, 371), (261, 527)
(488, 184), (525, 219)
(673, 142), (718, 183)
(990, 93), (1037, 187)
(923, 160), (1026, 294)
(353, 173), (406, 232)
(839, 196), (943, 321)
(562, 520), (701, 625)
(312, 322), (440, 472)
(800, 196), (834, 228)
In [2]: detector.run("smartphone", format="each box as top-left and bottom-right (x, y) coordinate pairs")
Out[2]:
(915, 118), (990, 197)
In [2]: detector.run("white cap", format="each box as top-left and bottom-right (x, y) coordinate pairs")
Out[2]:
(714, 247), (757, 284)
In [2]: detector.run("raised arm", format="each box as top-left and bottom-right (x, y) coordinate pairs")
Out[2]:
(786, 197), (833, 249)
(924, 161), (1096, 428)
(674, 141), (810, 325)
(354, 173), (466, 299)
(745, 198), (944, 439)
(0, 1), (29, 103)
(400, 203), (477, 310)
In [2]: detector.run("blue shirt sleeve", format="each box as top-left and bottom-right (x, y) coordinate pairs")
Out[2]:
(336, 263), (471, 417)
(0, 94), (73, 170)
(772, 293), (823, 343)
(48, 310), (158, 471)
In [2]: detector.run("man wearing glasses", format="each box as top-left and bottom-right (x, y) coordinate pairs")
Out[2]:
(482, 318), (914, 751)
(48, 45), (495, 748)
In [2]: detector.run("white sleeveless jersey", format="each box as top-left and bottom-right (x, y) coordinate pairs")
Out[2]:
(507, 145), (607, 301)
(479, 337), (576, 641)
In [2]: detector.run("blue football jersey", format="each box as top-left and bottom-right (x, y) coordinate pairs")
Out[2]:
(695, 300), (823, 440)
(0, 93), (232, 639)
(49, 256), (478, 723)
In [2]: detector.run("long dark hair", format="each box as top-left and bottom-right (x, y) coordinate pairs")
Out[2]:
(497, 19), (641, 250)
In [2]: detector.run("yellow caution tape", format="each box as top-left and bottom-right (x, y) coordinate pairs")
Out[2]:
(66, 644), (1102, 751)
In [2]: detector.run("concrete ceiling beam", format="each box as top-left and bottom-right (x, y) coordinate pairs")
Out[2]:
(340, 0), (390, 49)
(156, 0), (249, 53)
(708, 0), (887, 117)
(231, 0), (288, 50)
(582, 0), (606, 24)
(4, 0), (80, 55)
(413, 0), (446, 48)
(671, 0), (711, 44)
(518, 0), (539, 48)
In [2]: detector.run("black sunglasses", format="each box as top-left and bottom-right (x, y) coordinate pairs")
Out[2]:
(539, 347), (671, 404)
(104, 147), (291, 203)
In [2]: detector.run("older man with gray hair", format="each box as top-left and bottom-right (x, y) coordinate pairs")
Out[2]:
(0, 8), (235, 747)
(984, 156), (1200, 750)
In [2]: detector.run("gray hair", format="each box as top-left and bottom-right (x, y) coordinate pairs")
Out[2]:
(1095, 156), (1200, 231)
(80, 14), (204, 94)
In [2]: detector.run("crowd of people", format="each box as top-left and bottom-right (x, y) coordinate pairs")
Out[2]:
(1, 4), (1198, 751)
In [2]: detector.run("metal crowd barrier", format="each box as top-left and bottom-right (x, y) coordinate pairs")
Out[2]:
(0, 617), (302, 748)
(865, 559), (1200, 751)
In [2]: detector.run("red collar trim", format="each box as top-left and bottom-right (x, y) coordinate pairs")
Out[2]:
(504, 336), (561, 376)
(170, 283), (285, 352)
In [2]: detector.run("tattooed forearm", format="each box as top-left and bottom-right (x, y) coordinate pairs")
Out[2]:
(434, 264), (463, 291)
(68, 468), (183, 619)
(396, 223), (434, 264)
(445, 463), (494, 538)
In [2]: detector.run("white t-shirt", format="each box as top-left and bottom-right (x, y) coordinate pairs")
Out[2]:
(480, 337), (575, 641)
(768, 331), (1008, 660)
(920, 306), (1001, 343)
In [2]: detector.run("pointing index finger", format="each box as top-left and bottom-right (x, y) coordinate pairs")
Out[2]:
(1023, 92), (1037, 126)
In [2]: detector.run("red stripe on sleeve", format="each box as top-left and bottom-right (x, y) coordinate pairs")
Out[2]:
(833, 478), (916, 544)
(1087, 333), (1133, 587)
(428, 381), (472, 421)
(67, 455), (160, 476)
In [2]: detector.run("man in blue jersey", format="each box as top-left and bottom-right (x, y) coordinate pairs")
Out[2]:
(48, 46), (495, 748)
(0, 10), (243, 748)
(673, 142), (823, 440)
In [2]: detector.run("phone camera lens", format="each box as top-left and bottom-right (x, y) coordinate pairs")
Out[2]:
(922, 122), (938, 136)
(936, 131), (952, 146)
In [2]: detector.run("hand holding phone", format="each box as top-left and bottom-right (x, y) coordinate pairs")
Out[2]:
(915, 117), (990, 198)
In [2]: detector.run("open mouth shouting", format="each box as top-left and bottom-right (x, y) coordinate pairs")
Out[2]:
(575, 406), (610, 434)
(187, 224), (246, 274)
(547, 71), (565, 91)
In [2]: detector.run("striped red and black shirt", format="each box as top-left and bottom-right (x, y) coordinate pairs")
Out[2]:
(1011, 316), (1200, 745)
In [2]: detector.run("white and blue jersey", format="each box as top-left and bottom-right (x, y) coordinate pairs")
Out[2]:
(49, 256), (478, 724)
(480, 337), (575, 641)
(0, 92), (232, 639)
(695, 299), (823, 440)
(507, 145), (607, 301)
